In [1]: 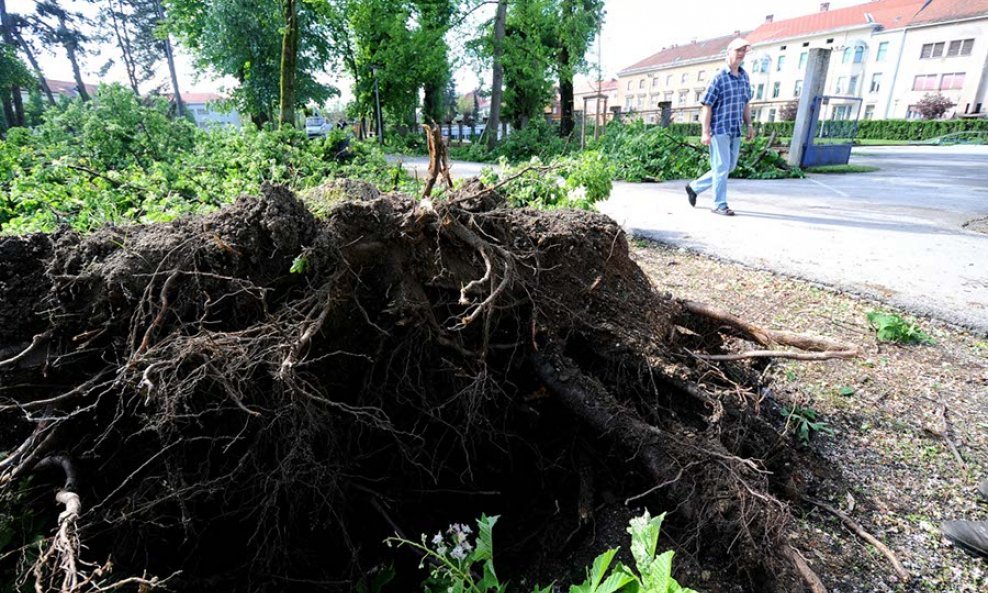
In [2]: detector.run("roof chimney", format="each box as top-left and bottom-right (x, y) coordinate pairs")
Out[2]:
(734, 29), (741, 36)
(820, 2), (830, 11)
(765, 14), (774, 23)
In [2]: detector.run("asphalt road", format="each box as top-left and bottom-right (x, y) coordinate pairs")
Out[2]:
(396, 146), (988, 334)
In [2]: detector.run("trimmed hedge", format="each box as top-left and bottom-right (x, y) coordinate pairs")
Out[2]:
(666, 119), (988, 141)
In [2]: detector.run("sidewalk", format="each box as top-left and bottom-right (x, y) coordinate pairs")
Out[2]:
(397, 147), (988, 333)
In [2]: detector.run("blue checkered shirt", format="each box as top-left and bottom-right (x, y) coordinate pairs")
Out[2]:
(701, 66), (752, 137)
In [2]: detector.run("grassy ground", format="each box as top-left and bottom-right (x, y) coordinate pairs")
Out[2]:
(629, 237), (988, 593)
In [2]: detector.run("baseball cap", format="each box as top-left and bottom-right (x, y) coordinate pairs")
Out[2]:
(727, 38), (751, 52)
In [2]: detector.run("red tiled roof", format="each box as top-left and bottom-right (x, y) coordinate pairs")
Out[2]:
(575, 78), (618, 94)
(44, 78), (98, 96)
(908, 0), (988, 26)
(174, 92), (224, 104)
(618, 33), (749, 74)
(747, 0), (929, 44)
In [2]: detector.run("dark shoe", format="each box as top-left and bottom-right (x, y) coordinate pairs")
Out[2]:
(942, 520), (988, 559)
(979, 480), (988, 502)
(711, 206), (735, 216)
(685, 184), (697, 207)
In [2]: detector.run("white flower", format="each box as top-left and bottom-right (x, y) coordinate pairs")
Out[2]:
(432, 532), (444, 546)
(450, 545), (467, 560)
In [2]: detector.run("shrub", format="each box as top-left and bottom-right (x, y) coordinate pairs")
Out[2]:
(866, 311), (933, 345)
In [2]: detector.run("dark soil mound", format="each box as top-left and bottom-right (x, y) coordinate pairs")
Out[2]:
(0, 183), (838, 592)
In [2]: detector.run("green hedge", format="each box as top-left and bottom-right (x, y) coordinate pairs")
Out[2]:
(668, 118), (987, 141)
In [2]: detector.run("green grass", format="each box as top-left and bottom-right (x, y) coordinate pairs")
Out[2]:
(806, 164), (880, 174)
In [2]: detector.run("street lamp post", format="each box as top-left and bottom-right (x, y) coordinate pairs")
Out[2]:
(372, 65), (384, 145)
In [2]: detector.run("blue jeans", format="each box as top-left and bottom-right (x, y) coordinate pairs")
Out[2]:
(689, 134), (741, 209)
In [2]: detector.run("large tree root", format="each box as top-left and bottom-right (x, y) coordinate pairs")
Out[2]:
(0, 181), (858, 592)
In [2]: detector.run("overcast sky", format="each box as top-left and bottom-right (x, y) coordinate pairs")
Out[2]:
(13, 0), (867, 96)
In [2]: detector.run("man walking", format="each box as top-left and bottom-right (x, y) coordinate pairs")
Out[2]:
(685, 37), (755, 216)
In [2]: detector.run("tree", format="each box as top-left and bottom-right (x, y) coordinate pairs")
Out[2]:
(415, 0), (454, 124)
(552, 0), (604, 137)
(485, 0), (506, 149)
(28, 1), (92, 101)
(0, 44), (33, 130)
(915, 92), (955, 120)
(279, 0), (299, 127)
(501, 0), (554, 129)
(166, 0), (336, 125)
(779, 100), (799, 122)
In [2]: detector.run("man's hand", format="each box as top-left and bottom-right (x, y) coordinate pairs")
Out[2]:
(745, 125), (755, 142)
(701, 131), (712, 146)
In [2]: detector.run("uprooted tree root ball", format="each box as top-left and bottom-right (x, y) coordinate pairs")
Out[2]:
(0, 182), (859, 592)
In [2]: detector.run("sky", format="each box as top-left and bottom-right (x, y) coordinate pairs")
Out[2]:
(11, 0), (867, 99)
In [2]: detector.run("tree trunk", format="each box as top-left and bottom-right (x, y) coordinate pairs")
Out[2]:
(11, 28), (55, 106)
(153, 0), (183, 117)
(423, 80), (443, 124)
(278, 0), (299, 128)
(108, 0), (140, 95)
(558, 54), (574, 137)
(55, 11), (89, 102)
(0, 0), (23, 126)
(485, 0), (506, 151)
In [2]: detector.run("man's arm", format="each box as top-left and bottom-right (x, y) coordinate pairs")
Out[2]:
(743, 103), (754, 141)
(700, 104), (713, 146)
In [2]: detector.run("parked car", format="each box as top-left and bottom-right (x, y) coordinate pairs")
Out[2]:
(305, 116), (331, 138)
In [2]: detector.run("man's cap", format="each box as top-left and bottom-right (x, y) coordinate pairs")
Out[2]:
(727, 37), (751, 52)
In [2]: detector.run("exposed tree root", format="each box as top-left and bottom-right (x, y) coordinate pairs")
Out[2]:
(0, 180), (859, 592)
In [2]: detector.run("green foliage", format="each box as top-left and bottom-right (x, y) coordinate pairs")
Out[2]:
(0, 84), (412, 234)
(390, 511), (694, 593)
(494, 118), (571, 162)
(752, 118), (988, 142)
(591, 120), (801, 183)
(480, 150), (613, 210)
(805, 164), (879, 174)
(781, 405), (834, 445)
(866, 311), (933, 345)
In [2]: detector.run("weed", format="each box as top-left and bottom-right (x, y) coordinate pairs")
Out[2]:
(781, 405), (835, 444)
(837, 386), (855, 397)
(866, 310), (933, 345)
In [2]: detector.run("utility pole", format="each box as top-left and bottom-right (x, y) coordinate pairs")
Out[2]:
(372, 65), (383, 144)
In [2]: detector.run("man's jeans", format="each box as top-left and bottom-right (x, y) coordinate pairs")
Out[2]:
(689, 134), (741, 209)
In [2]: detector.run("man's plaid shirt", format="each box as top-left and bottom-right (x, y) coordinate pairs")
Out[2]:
(701, 65), (752, 137)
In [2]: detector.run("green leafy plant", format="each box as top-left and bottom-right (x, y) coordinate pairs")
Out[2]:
(289, 255), (309, 274)
(781, 405), (834, 445)
(389, 511), (695, 593)
(480, 151), (614, 211)
(866, 310), (933, 345)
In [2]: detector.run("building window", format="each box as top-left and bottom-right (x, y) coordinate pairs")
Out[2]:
(876, 41), (888, 61)
(842, 47), (852, 63)
(652, 77), (659, 87)
(853, 45), (865, 63)
(693, 113), (700, 122)
(625, 98), (633, 110)
(697, 70), (706, 82)
(848, 75), (859, 95)
(639, 79), (645, 89)
(826, 38), (834, 44)
(863, 104), (875, 120)
(835, 76), (846, 94)
(940, 72), (965, 90)
(912, 74), (937, 91)
(755, 83), (764, 100)
(695, 91), (702, 103)
(666, 74), (672, 85)
(751, 107), (762, 121)
(947, 38), (975, 57)
(637, 96), (644, 110)
(920, 42), (945, 59)
(679, 72), (688, 83)
(627, 81), (632, 90)
(678, 90), (687, 105)
(768, 108), (776, 122)
(906, 105), (923, 120)
(832, 105), (852, 120)
(869, 72), (882, 93)
(776, 55), (786, 71)
(772, 81), (780, 98)
(798, 52), (807, 69)
(794, 80), (802, 97)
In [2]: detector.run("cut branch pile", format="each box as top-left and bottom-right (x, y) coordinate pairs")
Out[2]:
(0, 178), (860, 592)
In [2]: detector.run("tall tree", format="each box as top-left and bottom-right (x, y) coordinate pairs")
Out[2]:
(152, 0), (184, 116)
(278, 0), (298, 127)
(29, 1), (92, 101)
(501, 0), (554, 129)
(166, 0), (335, 125)
(553, 0), (603, 137)
(8, 15), (56, 106)
(485, 0), (505, 150)
(414, 0), (454, 124)
(0, 0), (25, 125)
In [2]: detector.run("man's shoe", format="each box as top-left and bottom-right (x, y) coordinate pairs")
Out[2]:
(711, 206), (735, 216)
(685, 184), (697, 207)
(942, 520), (988, 559)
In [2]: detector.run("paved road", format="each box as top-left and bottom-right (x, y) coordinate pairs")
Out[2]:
(396, 147), (988, 334)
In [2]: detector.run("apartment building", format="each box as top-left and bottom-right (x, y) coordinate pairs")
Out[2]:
(616, 0), (988, 123)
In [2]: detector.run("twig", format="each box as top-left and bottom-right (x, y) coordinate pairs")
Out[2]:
(802, 496), (910, 581)
(939, 406), (966, 467)
(0, 331), (51, 370)
(785, 545), (828, 593)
